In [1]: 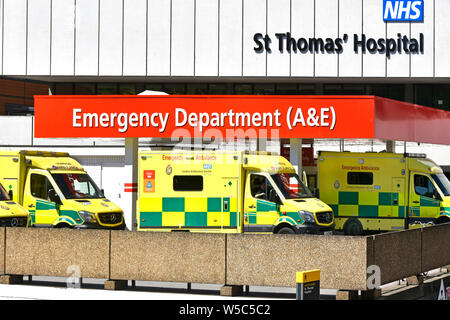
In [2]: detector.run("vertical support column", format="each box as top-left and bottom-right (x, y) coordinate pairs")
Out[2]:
(290, 138), (302, 175)
(124, 138), (139, 231)
(256, 138), (267, 152)
(386, 140), (396, 153)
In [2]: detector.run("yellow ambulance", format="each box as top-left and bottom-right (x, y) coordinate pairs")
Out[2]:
(0, 181), (29, 227)
(317, 151), (450, 235)
(0, 150), (125, 229)
(138, 151), (334, 234)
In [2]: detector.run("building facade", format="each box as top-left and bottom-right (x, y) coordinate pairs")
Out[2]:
(1, 0), (450, 228)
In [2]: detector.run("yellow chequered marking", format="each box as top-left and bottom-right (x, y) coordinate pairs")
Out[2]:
(320, 190), (338, 205)
(338, 205), (358, 217)
(378, 205), (393, 217)
(230, 198), (238, 212)
(162, 212), (185, 227)
(185, 197), (207, 212)
(140, 197), (162, 212)
(207, 212), (222, 227)
(358, 192), (378, 205)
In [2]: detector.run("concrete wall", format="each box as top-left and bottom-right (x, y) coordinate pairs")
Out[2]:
(0, 223), (448, 290)
(0, 0), (448, 79)
(110, 231), (226, 284)
(226, 234), (371, 290)
(5, 228), (110, 279)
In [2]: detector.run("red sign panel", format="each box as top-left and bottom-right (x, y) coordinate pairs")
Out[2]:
(34, 95), (376, 139)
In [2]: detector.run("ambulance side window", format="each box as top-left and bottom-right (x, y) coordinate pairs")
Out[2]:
(347, 172), (373, 185)
(250, 174), (275, 202)
(30, 174), (53, 201)
(173, 175), (203, 191)
(414, 174), (436, 199)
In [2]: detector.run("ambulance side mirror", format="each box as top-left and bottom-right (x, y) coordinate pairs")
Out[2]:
(433, 189), (442, 201)
(314, 188), (320, 198)
(48, 189), (62, 205)
(8, 190), (13, 200)
(269, 189), (282, 205)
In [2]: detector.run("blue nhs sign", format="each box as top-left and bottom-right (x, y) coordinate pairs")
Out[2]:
(383, 0), (424, 22)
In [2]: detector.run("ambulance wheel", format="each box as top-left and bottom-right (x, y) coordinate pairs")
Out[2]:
(277, 227), (295, 234)
(343, 218), (363, 236)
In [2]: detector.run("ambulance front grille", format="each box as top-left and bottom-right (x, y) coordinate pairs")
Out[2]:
(98, 212), (123, 225)
(315, 212), (333, 224)
(0, 217), (27, 227)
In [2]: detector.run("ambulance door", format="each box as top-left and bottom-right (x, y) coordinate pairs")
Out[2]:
(24, 170), (60, 226)
(243, 173), (279, 233)
(409, 172), (440, 225)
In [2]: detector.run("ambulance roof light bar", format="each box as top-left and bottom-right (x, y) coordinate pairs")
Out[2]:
(404, 153), (427, 159)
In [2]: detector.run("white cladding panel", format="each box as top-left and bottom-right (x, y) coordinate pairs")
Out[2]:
(243, 0), (266, 77)
(27, 0), (51, 76)
(386, 21), (410, 77)
(435, 0), (450, 77)
(338, 0), (362, 77)
(123, 0), (147, 76)
(75, 0), (99, 76)
(3, 0), (27, 75)
(362, 0), (386, 77)
(219, 0), (242, 76)
(99, 0), (123, 76)
(266, 0), (290, 77)
(411, 0), (434, 77)
(290, 0), (314, 77)
(51, 0), (75, 76)
(195, 0), (219, 76)
(171, 0), (195, 76)
(0, 0), (443, 80)
(147, 0), (171, 76)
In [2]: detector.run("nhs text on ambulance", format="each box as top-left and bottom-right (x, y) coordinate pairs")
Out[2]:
(383, 0), (424, 22)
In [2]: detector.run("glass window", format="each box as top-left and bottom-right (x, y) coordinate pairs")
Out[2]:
(347, 172), (373, 185)
(234, 84), (253, 95)
(254, 84), (275, 95)
(432, 174), (450, 196)
(250, 175), (276, 201)
(119, 84), (136, 95)
(276, 83), (298, 95)
(414, 174), (437, 198)
(271, 173), (313, 199)
(163, 83), (186, 94)
(298, 85), (315, 95)
(30, 174), (53, 200)
(54, 83), (74, 95)
(52, 173), (104, 199)
(97, 83), (118, 95)
(145, 83), (163, 91)
(208, 84), (227, 94)
(187, 84), (208, 95)
(173, 176), (203, 191)
(0, 183), (10, 201)
(75, 83), (95, 95)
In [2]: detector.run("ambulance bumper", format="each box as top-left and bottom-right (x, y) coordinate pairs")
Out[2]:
(75, 221), (127, 230)
(294, 223), (335, 235)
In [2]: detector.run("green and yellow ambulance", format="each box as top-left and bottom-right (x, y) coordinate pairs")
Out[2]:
(0, 150), (125, 229)
(138, 151), (334, 234)
(0, 181), (29, 227)
(317, 151), (450, 235)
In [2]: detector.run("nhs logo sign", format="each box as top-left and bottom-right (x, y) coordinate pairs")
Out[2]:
(383, 0), (424, 22)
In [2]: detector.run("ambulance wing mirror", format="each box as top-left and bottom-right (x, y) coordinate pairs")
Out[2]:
(8, 190), (13, 200)
(433, 189), (442, 202)
(313, 188), (320, 199)
(269, 189), (282, 205)
(48, 189), (62, 206)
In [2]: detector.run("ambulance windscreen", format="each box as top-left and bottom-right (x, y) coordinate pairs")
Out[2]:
(431, 174), (450, 197)
(52, 173), (104, 199)
(271, 173), (313, 199)
(0, 183), (10, 201)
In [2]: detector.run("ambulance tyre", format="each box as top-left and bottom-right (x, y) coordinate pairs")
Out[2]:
(343, 218), (363, 236)
(436, 216), (450, 224)
(55, 223), (71, 228)
(277, 226), (295, 234)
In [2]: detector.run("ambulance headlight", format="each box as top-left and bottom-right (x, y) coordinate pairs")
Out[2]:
(299, 211), (316, 224)
(78, 211), (97, 223)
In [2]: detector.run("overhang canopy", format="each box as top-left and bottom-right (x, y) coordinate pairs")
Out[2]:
(34, 95), (450, 145)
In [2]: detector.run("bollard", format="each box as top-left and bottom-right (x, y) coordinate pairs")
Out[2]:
(296, 269), (320, 300)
